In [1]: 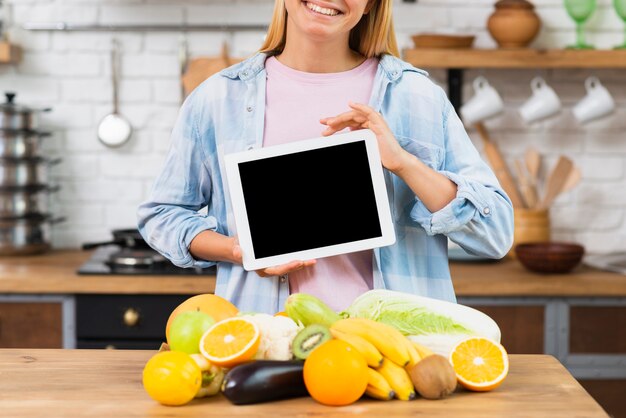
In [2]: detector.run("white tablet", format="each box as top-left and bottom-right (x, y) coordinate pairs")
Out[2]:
(224, 129), (396, 271)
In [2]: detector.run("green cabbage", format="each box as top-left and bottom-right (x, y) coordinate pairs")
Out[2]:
(344, 290), (501, 356)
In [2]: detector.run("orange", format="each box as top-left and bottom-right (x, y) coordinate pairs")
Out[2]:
(142, 351), (201, 406)
(449, 337), (509, 392)
(303, 339), (368, 406)
(166, 294), (239, 342)
(274, 311), (288, 317)
(199, 317), (260, 368)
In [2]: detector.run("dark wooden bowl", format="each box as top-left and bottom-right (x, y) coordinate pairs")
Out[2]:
(515, 242), (585, 274)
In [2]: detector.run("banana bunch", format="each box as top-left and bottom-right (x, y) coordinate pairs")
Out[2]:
(330, 318), (434, 401)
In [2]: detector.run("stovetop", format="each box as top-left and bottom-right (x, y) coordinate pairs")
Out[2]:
(77, 245), (216, 276)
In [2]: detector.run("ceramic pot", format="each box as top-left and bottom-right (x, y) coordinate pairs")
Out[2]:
(487, 0), (541, 48)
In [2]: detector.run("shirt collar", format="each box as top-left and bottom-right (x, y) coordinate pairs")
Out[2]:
(220, 52), (428, 82)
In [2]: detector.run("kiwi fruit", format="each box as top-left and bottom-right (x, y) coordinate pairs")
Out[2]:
(292, 324), (332, 360)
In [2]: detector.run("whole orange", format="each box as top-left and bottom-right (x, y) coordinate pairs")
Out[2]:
(303, 339), (368, 406)
(166, 294), (238, 343)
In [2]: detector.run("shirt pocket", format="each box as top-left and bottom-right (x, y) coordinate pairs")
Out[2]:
(395, 135), (444, 171)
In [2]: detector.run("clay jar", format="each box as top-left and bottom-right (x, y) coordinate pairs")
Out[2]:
(487, 0), (541, 48)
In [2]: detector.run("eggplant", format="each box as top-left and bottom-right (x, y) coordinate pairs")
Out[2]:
(222, 360), (308, 405)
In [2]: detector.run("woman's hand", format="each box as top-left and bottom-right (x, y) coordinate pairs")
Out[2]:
(231, 237), (316, 278)
(320, 101), (410, 174)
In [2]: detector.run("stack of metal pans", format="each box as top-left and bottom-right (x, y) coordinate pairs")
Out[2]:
(0, 92), (64, 255)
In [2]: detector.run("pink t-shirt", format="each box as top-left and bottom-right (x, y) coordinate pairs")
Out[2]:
(263, 56), (378, 312)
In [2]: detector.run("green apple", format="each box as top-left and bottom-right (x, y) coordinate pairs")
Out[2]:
(169, 310), (215, 354)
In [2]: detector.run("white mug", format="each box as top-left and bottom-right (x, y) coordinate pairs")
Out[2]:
(460, 77), (504, 126)
(573, 77), (615, 124)
(519, 77), (561, 124)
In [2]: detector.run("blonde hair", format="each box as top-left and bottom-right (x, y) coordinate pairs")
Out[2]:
(259, 0), (399, 58)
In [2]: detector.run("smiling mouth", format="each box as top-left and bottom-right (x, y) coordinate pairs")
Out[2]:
(303, 1), (342, 17)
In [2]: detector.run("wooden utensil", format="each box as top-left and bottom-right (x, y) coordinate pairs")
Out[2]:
(514, 159), (537, 208)
(562, 165), (581, 194)
(475, 122), (525, 208)
(181, 42), (243, 97)
(539, 156), (574, 209)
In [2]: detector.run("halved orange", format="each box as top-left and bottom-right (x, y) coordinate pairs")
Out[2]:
(199, 317), (260, 368)
(449, 337), (509, 392)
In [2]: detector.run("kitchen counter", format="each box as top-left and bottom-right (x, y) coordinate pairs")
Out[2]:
(0, 349), (608, 417)
(0, 250), (624, 296)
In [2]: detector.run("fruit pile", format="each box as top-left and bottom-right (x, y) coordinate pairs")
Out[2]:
(141, 292), (509, 407)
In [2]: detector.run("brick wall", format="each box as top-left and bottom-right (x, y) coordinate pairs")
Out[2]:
(1, 0), (624, 253)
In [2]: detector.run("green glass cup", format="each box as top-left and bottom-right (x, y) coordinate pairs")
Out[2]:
(615, 0), (626, 49)
(564, 0), (597, 49)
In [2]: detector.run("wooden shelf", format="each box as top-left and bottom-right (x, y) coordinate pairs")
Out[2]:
(0, 42), (21, 64)
(402, 48), (626, 69)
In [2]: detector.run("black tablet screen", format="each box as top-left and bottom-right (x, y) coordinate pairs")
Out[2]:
(237, 140), (383, 259)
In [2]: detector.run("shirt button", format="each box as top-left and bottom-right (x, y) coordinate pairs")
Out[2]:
(483, 207), (491, 215)
(246, 106), (253, 112)
(242, 71), (248, 77)
(279, 275), (287, 283)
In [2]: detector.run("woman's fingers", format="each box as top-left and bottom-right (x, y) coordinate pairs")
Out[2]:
(257, 259), (316, 277)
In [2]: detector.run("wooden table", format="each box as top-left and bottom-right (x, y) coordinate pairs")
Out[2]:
(1, 250), (625, 297)
(0, 349), (608, 417)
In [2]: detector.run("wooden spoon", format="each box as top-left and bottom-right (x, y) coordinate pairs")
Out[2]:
(514, 159), (537, 209)
(475, 123), (525, 209)
(539, 156), (574, 209)
(562, 165), (581, 194)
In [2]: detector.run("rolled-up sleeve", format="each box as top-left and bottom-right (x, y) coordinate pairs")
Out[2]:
(410, 94), (514, 259)
(137, 94), (218, 268)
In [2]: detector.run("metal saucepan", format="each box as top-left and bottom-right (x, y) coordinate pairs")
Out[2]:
(0, 92), (51, 131)
(0, 185), (60, 218)
(0, 215), (65, 256)
(0, 157), (62, 188)
(82, 228), (151, 250)
(0, 130), (52, 158)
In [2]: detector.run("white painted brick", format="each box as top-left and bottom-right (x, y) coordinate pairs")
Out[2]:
(51, 228), (112, 249)
(100, 5), (184, 25)
(576, 231), (626, 253)
(7, 28), (50, 51)
(577, 181), (626, 206)
(62, 79), (110, 103)
(0, 76), (59, 103)
(186, 32), (231, 55)
(40, 104), (94, 129)
(19, 53), (101, 76)
(50, 155), (100, 179)
(119, 80), (152, 103)
(145, 33), (182, 53)
(449, 7), (492, 31)
(186, 4), (273, 25)
(52, 33), (143, 53)
(121, 54), (180, 77)
(12, 4), (98, 24)
(104, 203), (144, 229)
(231, 32), (268, 56)
(392, 5), (449, 31)
(551, 207), (623, 230)
(99, 155), (165, 179)
(154, 79), (183, 104)
(64, 129), (106, 152)
(55, 204), (106, 227)
(579, 155), (624, 180)
(57, 180), (144, 203)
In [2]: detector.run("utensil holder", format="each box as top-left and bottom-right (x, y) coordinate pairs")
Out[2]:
(509, 208), (550, 259)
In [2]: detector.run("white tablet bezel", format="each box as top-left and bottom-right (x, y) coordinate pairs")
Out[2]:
(224, 129), (396, 271)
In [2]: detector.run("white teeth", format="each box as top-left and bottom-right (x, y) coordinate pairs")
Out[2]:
(305, 2), (339, 16)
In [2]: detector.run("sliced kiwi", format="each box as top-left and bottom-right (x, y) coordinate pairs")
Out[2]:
(292, 324), (332, 360)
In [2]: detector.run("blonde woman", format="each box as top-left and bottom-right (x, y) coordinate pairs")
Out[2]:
(138, 0), (513, 313)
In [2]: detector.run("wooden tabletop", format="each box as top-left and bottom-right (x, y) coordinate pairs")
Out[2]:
(0, 250), (215, 295)
(0, 349), (607, 418)
(0, 250), (624, 297)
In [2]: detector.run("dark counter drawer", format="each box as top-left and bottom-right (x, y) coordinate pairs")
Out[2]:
(76, 294), (188, 340)
(77, 339), (164, 350)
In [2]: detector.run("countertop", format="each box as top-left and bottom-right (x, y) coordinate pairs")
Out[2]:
(0, 349), (608, 417)
(0, 250), (624, 296)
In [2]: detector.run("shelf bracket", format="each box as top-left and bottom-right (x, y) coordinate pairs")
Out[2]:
(447, 68), (464, 116)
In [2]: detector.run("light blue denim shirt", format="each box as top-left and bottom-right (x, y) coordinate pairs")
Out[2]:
(137, 52), (514, 314)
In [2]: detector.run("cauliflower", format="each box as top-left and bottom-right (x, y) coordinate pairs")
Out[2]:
(242, 314), (301, 361)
